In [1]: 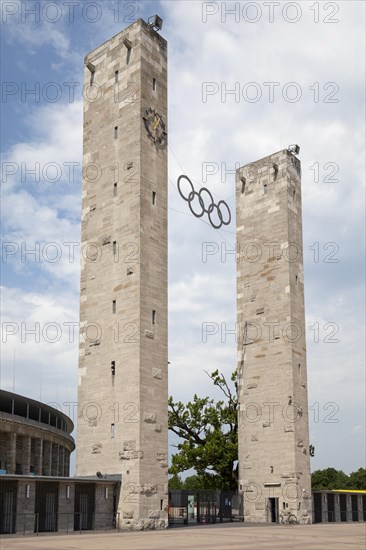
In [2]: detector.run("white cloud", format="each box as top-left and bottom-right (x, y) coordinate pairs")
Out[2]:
(1, 0), (71, 59)
(0, 285), (78, 409)
(2, 100), (82, 281)
(351, 425), (363, 434)
(164, 0), (365, 473)
(1, 0), (364, 475)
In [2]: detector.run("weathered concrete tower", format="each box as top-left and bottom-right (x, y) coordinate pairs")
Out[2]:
(77, 19), (168, 529)
(236, 149), (312, 524)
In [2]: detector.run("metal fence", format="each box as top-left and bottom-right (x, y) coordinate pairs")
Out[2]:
(168, 490), (243, 526)
(312, 510), (365, 524)
(0, 512), (120, 535)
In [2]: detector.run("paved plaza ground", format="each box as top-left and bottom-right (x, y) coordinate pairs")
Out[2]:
(1, 523), (365, 550)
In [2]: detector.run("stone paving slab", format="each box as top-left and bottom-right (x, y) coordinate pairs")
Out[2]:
(1, 523), (365, 550)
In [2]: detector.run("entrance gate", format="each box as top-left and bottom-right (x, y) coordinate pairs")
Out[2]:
(327, 493), (335, 522)
(340, 494), (347, 521)
(267, 497), (279, 523)
(35, 481), (58, 532)
(0, 480), (17, 534)
(168, 490), (241, 526)
(313, 493), (322, 523)
(351, 495), (359, 521)
(74, 483), (95, 531)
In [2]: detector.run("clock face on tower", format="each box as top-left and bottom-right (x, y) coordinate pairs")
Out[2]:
(143, 107), (167, 148)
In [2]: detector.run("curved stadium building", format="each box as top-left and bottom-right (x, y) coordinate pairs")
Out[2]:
(0, 389), (74, 476)
(0, 390), (120, 535)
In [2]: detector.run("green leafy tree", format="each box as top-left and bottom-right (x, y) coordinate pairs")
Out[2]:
(311, 468), (349, 490)
(348, 468), (366, 490)
(168, 473), (184, 489)
(183, 475), (209, 490)
(168, 369), (238, 491)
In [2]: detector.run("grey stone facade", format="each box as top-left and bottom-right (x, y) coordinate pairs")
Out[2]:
(0, 390), (74, 477)
(236, 150), (312, 523)
(0, 476), (119, 535)
(77, 19), (168, 530)
(313, 491), (366, 523)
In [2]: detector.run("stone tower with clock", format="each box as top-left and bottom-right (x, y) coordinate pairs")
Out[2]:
(76, 18), (168, 530)
(236, 149), (312, 524)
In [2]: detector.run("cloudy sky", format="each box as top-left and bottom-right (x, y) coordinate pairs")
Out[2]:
(1, 0), (365, 476)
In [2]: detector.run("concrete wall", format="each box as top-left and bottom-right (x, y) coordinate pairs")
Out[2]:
(57, 482), (75, 532)
(15, 480), (35, 534)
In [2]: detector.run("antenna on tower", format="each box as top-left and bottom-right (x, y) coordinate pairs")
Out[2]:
(40, 362), (43, 402)
(12, 349), (16, 393)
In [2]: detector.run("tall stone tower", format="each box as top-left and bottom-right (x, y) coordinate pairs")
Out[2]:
(236, 149), (312, 524)
(77, 19), (168, 530)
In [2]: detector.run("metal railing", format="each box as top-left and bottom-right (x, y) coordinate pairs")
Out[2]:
(168, 491), (243, 526)
(1, 512), (120, 535)
(312, 510), (364, 523)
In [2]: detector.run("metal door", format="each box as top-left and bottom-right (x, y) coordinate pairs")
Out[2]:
(0, 481), (17, 534)
(80, 494), (89, 530)
(44, 493), (56, 531)
(35, 482), (58, 532)
(339, 494), (347, 522)
(3, 492), (15, 533)
(327, 493), (335, 522)
(313, 493), (322, 523)
(267, 497), (278, 523)
(351, 495), (359, 521)
(74, 484), (95, 531)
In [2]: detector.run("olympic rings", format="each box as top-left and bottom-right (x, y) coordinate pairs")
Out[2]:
(177, 175), (231, 229)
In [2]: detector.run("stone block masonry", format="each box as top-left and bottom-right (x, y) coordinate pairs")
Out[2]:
(77, 19), (168, 530)
(236, 149), (312, 524)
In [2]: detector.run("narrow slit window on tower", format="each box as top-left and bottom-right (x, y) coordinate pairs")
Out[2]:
(263, 183), (268, 194)
(295, 275), (298, 285)
(111, 361), (115, 376)
(113, 182), (117, 196)
(115, 70), (119, 83)
(123, 37), (132, 65)
(240, 176), (246, 194)
(113, 241), (117, 255)
(153, 78), (157, 91)
(298, 363), (301, 374)
(86, 62), (96, 86)
(111, 423), (115, 438)
(114, 126), (118, 139)
(293, 188), (296, 200)
(160, 499), (164, 511)
(112, 300), (116, 314)
(152, 191), (156, 205)
(152, 310), (156, 325)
